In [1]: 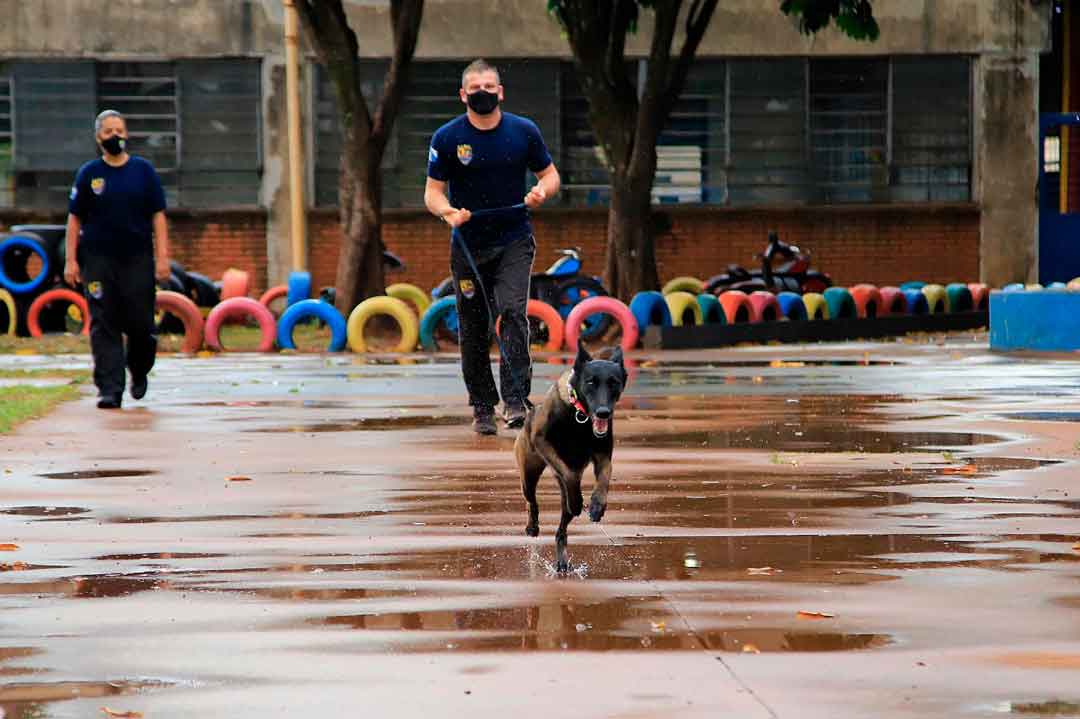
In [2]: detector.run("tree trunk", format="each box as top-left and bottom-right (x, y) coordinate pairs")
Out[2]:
(604, 172), (659, 301)
(334, 152), (385, 315)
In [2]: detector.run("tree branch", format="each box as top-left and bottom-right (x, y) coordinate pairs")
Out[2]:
(663, 0), (719, 115)
(630, 0), (681, 179)
(372, 0), (424, 156)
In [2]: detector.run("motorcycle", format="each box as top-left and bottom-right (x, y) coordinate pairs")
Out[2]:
(705, 231), (832, 296)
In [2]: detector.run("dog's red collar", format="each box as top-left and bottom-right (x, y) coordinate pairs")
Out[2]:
(567, 372), (590, 424)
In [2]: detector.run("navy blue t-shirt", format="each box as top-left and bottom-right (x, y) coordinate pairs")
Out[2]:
(68, 156), (167, 257)
(427, 112), (552, 248)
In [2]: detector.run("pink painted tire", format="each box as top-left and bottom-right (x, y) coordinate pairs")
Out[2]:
(748, 291), (782, 322)
(850, 284), (884, 318)
(879, 286), (908, 316)
(205, 297), (276, 352)
(258, 285), (288, 315)
(718, 290), (753, 324)
(564, 296), (639, 352)
(155, 290), (204, 353)
(967, 283), (990, 311)
(221, 268), (250, 300)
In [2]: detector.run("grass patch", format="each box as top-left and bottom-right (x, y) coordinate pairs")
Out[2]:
(0, 368), (90, 382)
(0, 384), (83, 433)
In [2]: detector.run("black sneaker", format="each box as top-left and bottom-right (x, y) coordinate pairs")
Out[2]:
(97, 394), (122, 410)
(472, 405), (497, 435)
(130, 375), (148, 400)
(503, 402), (527, 429)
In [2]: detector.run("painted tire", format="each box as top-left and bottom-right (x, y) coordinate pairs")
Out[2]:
(28, 288), (90, 337)
(347, 295), (419, 353)
(386, 282), (431, 316)
(0, 235), (51, 295)
(419, 296), (459, 352)
(776, 292), (808, 321)
(564, 296), (639, 353)
(287, 270), (312, 307)
(496, 299), (565, 352)
(945, 283), (974, 312)
(967, 283), (990, 310)
(879, 287), (909, 315)
(662, 276), (705, 296)
(155, 291), (204, 353)
(848, 284), (883, 318)
(1025, 283), (1044, 291)
(1047, 282), (1067, 290)
(696, 293), (726, 324)
(665, 291), (704, 326)
(900, 281), (926, 291)
(205, 297), (277, 352)
(802, 292), (829, 320)
(1002, 283), (1025, 293)
(258, 285), (288, 314)
(718, 290), (753, 324)
(277, 299), (347, 352)
(748, 291), (782, 323)
(921, 284), (948, 314)
(823, 287), (857, 319)
(902, 289), (930, 315)
(0, 288), (15, 336)
(221, 268), (250, 300)
(1068, 277), (1080, 291)
(630, 291), (672, 331)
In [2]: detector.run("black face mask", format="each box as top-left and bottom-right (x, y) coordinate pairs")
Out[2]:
(100, 136), (126, 156)
(466, 90), (499, 115)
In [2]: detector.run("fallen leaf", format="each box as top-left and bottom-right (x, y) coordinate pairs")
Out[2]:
(196, 350), (214, 358)
(797, 610), (835, 620)
(1073, 543), (1080, 552)
(768, 360), (805, 368)
(942, 465), (977, 475)
(751, 376), (764, 384)
(101, 708), (143, 718)
(650, 621), (666, 632)
(225, 476), (252, 482)
(0, 544), (18, 552)
(742, 643), (761, 654)
(0, 562), (29, 571)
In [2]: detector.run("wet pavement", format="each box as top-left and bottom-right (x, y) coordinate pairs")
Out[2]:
(2, 342), (1080, 717)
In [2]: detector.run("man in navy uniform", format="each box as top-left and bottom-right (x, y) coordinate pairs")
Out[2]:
(424, 59), (561, 435)
(65, 110), (171, 409)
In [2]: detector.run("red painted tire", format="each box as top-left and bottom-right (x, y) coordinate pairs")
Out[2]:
(258, 285), (288, 314)
(967, 283), (990, 311)
(564, 296), (639, 353)
(496, 299), (565, 352)
(748, 291), (781, 323)
(850, 284), (884, 318)
(28, 288), (90, 337)
(718, 290), (753, 324)
(221, 268), (250, 300)
(155, 291), (204, 353)
(879, 286), (908, 316)
(205, 297), (276, 352)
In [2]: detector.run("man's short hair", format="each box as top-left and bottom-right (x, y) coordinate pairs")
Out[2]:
(95, 109), (126, 134)
(461, 59), (500, 88)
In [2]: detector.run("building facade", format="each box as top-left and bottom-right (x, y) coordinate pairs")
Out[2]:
(0, 0), (1054, 293)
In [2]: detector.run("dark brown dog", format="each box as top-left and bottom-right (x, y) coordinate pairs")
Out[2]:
(514, 344), (627, 572)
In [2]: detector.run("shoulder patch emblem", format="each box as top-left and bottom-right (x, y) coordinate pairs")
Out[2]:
(90, 178), (106, 195)
(456, 144), (473, 166)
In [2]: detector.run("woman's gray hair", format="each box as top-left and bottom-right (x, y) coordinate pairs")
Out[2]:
(94, 109), (126, 134)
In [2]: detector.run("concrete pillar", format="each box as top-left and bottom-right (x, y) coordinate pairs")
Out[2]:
(975, 51), (1040, 286)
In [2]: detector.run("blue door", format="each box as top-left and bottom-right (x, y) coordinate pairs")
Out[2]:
(1039, 113), (1080, 284)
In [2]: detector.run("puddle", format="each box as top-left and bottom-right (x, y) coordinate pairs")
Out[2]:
(243, 415), (467, 432)
(95, 552), (227, 561)
(37, 469), (157, 480)
(0, 678), (173, 703)
(1001, 411), (1080, 423)
(0, 506), (91, 518)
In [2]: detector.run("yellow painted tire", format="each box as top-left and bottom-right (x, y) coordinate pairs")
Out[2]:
(664, 291), (703, 326)
(801, 292), (829, 320)
(662, 276), (705, 296)
(921, 284), (948, 314)
(347, 295), (419, 353)
(0, 288), (15, 336)
(386, 282), (431, 316)
(1068, 277), (1080, 291)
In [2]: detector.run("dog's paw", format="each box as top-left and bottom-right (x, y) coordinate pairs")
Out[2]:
(525, 523), (539, 537)
(588, 498), (607, 523)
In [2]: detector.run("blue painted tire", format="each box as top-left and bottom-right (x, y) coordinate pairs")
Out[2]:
(900, 281), (926, 291)
(630, 291), (672, 331)
(696, 293), (726, 324)
(1047, 282), (1067, 290)
(277, 299), (347, 351)
(287, 271), (312, 307)
(419, 296), (459, 351)
(945, 283), (973, 312)
(776, 291), (808, 321)
(902, 289), (930, 315)
(823, 287), (857, 319)
(1002, 283), (1025, 293)
(0, 235), (51, 295)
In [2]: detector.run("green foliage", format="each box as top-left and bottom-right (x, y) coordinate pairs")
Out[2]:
(781, 0), (880, 41)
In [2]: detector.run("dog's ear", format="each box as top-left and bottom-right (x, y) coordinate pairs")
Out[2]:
(573, 343), (592, 375)
(609, 346), (628, 389)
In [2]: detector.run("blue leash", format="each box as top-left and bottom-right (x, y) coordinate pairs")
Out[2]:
(451, 203), (534, 410)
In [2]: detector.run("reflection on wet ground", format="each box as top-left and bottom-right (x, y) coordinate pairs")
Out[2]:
(4, 351), (1080, 716)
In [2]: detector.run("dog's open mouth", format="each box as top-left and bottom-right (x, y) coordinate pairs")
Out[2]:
(592, 416), (610, 437)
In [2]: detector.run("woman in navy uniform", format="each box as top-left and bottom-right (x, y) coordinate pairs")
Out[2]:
(64, 110), (171, 409)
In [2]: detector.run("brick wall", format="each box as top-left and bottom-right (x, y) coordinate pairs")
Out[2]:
(1, 204), (980, 297)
